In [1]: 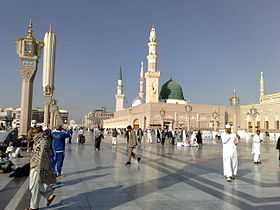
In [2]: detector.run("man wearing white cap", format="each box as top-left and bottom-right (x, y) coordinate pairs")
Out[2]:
(252, 129), (263, 164)
(221, 124), (239, 182)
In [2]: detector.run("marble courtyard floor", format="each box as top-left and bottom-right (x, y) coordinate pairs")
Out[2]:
(2, 136), (280, 210)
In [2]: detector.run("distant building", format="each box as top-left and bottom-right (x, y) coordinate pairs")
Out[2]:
(0, 108), (14, 129)
(59, 109), (69, 125)
(84, 107), (113, 128)
(32, 107), (44, 123)
(0, 107), (69, 128)
(104, 26), (280, 135)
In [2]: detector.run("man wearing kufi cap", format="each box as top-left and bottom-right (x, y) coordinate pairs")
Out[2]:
(221, 124), (239, 182)
(252, 129), (263, 164)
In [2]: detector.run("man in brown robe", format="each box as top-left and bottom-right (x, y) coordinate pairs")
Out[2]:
(26, 127), (56, 210)
(125, 125), (141, 166)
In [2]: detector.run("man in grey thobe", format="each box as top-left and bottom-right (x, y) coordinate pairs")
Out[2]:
(125, 125), (141, 166)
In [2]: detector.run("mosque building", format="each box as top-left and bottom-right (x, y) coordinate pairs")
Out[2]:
(103, 26), (280, 133)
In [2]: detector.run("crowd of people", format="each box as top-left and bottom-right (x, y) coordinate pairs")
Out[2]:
(104, 124), (280, 183)
(104, 127), (204, 147)
(2, 121), (280, 209)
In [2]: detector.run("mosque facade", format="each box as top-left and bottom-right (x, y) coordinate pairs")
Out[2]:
(103, 27), (280, 133)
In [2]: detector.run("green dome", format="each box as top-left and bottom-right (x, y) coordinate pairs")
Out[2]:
(159, 79), (185, 101)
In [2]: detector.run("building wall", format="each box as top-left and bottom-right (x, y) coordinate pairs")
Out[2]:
(59, 110), (69, 125)
(84, 108), (114, 128)
(261, 92), (280, 104)
(104, 102), (230, 130)
(240, 103), (280, 132)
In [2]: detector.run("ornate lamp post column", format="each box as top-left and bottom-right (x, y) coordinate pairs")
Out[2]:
(196, 113), (200, 130)
(160, 108), (166, 129)
(247, 107), (259, 133)
(128, 107), (133, 126)
(174, 112), (178, 129)
(185, 104), (192, 131)
(16, 20), (43, 137)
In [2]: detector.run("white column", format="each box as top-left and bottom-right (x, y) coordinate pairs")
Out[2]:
(43, 25), (56, 126)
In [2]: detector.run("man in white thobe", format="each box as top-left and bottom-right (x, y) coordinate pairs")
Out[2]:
(182, 129), (187, 146)
(147, 129), (153, 144)
(252, 130), (263, 164)
(221, 124), (239, 182)
(190, 131), (198, 147)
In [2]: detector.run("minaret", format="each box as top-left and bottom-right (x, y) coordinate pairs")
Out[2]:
(229, 89), (240, 133)
(115, 67), (124, 112)
(138, 61), (145, 99)
(145, 26), (160, 103)
(229, 89), (240, 106)
(43, 24), (56, 127)
(259, 72), (265, 103)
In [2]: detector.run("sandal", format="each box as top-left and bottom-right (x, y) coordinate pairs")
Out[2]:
(47, 194), (56, 207)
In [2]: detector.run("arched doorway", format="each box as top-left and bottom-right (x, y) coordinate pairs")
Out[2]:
(133, 119), (140, 128)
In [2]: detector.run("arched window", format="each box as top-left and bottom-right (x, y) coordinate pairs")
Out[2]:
(248, 122), (252, 132)
(276, 120), (280, 130)
(256, 121), (260, 129)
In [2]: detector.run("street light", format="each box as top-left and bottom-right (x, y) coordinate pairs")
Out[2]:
(128, 107), (133, 126)
(185, 104), (192, 131)
(160, 108), (166, 129)
(247, 107), (259, 133)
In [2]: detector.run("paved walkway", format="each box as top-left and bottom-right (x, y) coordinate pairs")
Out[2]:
(2, 134), (280, 210)
(0, 151), (30, 210)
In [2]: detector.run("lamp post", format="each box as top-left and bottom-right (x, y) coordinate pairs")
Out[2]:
(174, 112), (177, 129)
(196, 113), (200, 130)
(185, 104), (192, 131)
(160, 108), (166, 129)
(212, 111), (219, 131)
(247, 107), (259, 133)
(128, 107), (133, 126)
(16, 20), (44, 137)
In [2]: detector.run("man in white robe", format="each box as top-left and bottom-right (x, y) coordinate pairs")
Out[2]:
(190, 131), (198, 147)
(147, 129), (153, 144)
(221, 124), (239, 182)
(252, 130), (263, 164)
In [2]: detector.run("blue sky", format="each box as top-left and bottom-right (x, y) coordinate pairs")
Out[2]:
(1, 0), (280, 121)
